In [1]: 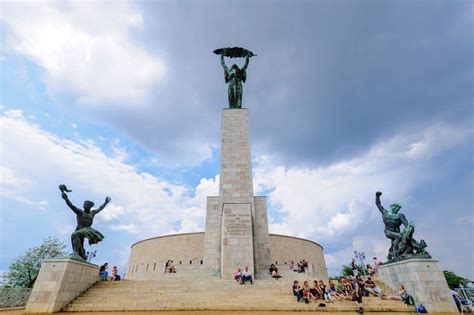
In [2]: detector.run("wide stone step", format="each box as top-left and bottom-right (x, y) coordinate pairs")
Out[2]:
(90, 283), (297, 290)
(64, 305), (412, 312)
(73, 297), (407, 308)
(63, 279), (413, 313)
(83, 288), (291, 293)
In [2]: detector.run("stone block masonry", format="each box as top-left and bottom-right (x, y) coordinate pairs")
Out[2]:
(219, 109), (254, 202)
(25, 258), (99, 313)
(221, 203), (254, 279)
(377, 258), (458, 313)
(253, 196), (272, 275)
(203, 196), (220, 274)
(204, 108), (271, 279)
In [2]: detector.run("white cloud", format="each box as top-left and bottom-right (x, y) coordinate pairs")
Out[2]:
(99, 204), (126, 221)
(110, 224), (140, 234)
(109, 139), (130, 162)
(405, 124), (470, 160)
(111, 249), (132, 269)
(254, 122), (471, 240)
(3, 109), (23, 119)
(0, 109), (214, 240)
(0, 165), (48, 209)
(1, 1), (165, 105)
(253, 122), (471, 274)
(177, 175), (219, 233)
(58, 224), (75, 236)
(324, 236), (389, 275)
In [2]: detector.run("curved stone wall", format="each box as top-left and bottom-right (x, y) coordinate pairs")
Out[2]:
(269, 234), (328, 279)
(125, 232), (327, 280)
(126, 233), (205, 281)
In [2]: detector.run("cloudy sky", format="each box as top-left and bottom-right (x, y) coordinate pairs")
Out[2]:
(0, 0), (472, 279)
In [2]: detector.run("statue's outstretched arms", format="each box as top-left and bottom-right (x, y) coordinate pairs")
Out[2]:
(92, 196), (111, 215)
(242, 55), (250, 71)
(400, 213), (408, 227)
(375, 191), (386, 214)
(62, 192), (80, 215)
(220, 54), (228, 71)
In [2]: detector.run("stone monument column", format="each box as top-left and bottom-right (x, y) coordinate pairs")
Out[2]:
(219, 109), (254, 279)
(203, 108), (271, 279)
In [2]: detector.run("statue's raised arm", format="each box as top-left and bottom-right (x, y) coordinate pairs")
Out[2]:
(92, 196), (111, 215)
(60, 188), (80, 215)
(375, 191), (386, 214)
(220, 54), (229, 83)
(242, 55), (250, 71)
(220, 53), (228, 70)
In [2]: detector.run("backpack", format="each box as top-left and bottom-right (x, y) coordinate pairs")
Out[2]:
(403, 294), (415, 306)
(415, 304), (427, 313)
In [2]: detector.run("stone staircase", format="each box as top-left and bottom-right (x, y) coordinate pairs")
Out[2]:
(63, 275), (413, 312)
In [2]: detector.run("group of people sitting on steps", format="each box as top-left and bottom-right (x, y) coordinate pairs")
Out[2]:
(289, 260), (309, 273)
(233, 266), (253, 284)
(292, 274), (414, 313)
(99, 262), (121, 281)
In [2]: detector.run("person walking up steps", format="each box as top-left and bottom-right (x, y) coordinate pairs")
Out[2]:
(352, 275), (364, 313)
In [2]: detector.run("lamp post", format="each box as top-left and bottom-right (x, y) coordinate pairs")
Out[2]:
(86, 250), (97, 262)
(354, 251), (366, 276)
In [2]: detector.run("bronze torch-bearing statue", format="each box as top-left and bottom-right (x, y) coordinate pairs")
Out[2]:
(59, 184), (111, 260)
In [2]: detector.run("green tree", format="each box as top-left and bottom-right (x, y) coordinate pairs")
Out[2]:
(2, 237), (67, 288)
(443, 270), (470, 289)
(341, 264), (353, 277)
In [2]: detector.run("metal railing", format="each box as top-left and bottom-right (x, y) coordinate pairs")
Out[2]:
(0, 287), (32, 308)
(455, 287), (474, 303)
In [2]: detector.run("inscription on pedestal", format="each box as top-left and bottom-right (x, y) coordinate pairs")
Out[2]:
(224, 213), (251, 236)
(221, 203), (254, 279)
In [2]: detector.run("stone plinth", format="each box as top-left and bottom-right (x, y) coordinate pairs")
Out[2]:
(377, 258), (457, 313)
(253, 196), (271, 275)
(221, 203), (254, 279)
(203, 196), (220, 275)
(25, 258), (99, 313)
(219, 109), (254, 202)
(204, 108), (272, 279)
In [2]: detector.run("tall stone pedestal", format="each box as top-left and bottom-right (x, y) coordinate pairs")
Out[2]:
(25, 258), (99, 313)
(377, 258), (458, 313)
(221, 203), (254, 279)
(204, 108), (271, 279)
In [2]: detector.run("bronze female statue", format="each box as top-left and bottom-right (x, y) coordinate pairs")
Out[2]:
(214, 47), (255, 109)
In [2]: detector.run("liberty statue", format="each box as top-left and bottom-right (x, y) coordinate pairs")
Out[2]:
(214, 47), (256, 108)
